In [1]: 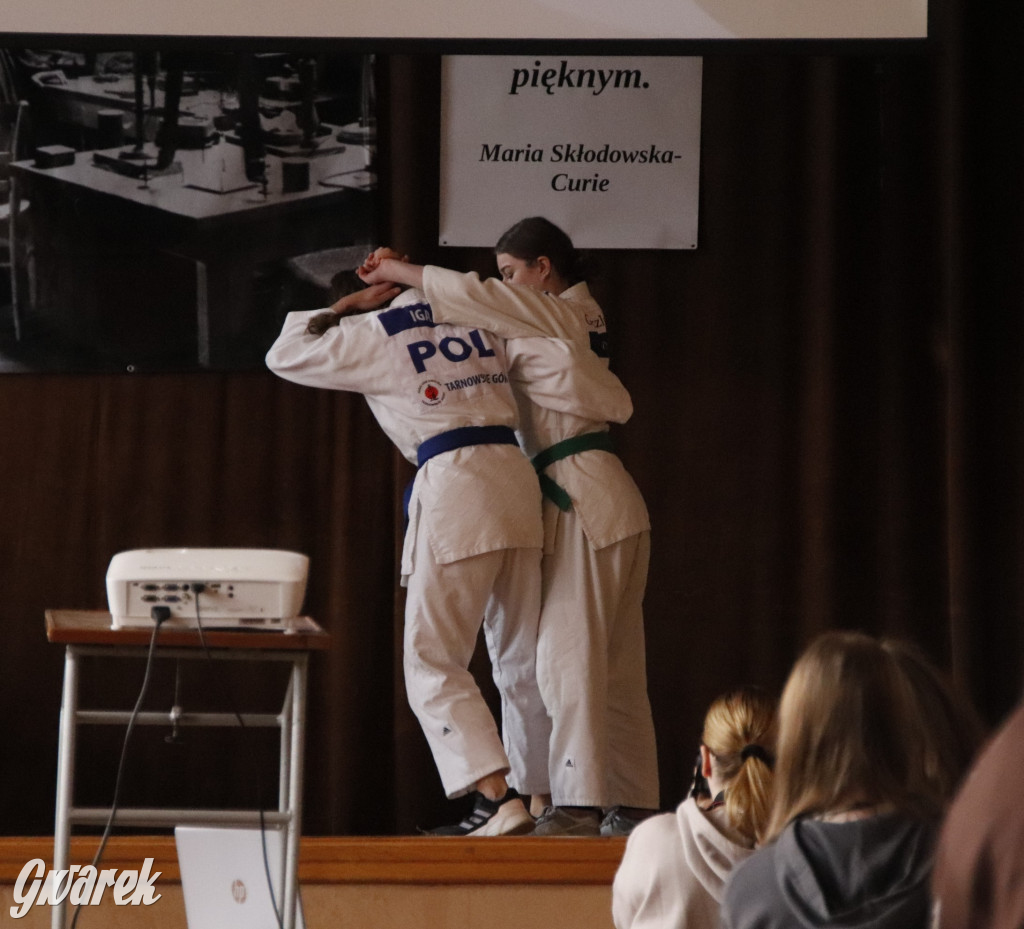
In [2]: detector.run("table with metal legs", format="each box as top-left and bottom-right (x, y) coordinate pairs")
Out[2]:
(45, 609), (330, 929)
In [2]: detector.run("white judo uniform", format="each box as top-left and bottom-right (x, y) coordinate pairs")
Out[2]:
(422, 267), (660, 811)
(265, 291), (548, 799)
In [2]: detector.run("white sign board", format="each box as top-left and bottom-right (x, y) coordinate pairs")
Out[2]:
(0, 0), (926, 40)
(439, 57), (703, 250)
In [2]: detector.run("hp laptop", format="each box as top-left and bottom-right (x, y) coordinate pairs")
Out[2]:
(175, 825), (306, 929)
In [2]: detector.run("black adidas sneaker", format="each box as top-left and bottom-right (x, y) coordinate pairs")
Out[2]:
(430, 787), (534, 836)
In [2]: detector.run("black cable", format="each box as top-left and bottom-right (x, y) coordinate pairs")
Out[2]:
(69, 606), (170, 929)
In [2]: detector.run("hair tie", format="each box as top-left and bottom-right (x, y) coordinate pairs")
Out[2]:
(740, 744), (773, 766)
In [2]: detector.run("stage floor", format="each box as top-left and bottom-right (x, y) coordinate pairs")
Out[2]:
(1, 835), (625, 929)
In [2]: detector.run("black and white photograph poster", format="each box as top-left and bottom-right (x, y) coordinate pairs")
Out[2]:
(0, 45), (378, 374)
(439, 56), (703, 250)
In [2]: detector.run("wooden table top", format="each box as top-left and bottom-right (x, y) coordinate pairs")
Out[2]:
(46, 609), (331, 651)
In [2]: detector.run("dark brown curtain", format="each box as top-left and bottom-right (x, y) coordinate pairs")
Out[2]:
(3, 0), (1023, 836)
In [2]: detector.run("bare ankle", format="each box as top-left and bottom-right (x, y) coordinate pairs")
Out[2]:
(476, 772), (509, 802)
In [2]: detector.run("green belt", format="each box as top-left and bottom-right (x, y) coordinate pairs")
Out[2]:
(531, 431), (615, 511)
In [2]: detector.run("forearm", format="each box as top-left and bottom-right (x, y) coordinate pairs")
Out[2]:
(331, 281), (403, 316)
(423, 266), (581, 339)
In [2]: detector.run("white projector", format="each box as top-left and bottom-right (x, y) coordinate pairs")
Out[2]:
(106, 548), (309, 630)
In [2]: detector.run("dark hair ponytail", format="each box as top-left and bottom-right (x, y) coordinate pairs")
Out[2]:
(305, 268), (366, 336)
(306, 311), (341, 336)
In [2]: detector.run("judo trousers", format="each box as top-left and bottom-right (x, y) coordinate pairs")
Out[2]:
(538, 508), (659, 809)
(404, 540), (550, 799)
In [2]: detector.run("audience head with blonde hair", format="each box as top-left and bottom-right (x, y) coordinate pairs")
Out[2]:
(699, 687), (777, 844)
(766, 630), (980, 840)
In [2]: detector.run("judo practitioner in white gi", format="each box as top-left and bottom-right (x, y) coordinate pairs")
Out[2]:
(358, 218), (660, 837)
(266, 278), (546, 835)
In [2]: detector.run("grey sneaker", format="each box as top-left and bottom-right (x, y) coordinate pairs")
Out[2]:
(600, 806), (655, 837)
(530, 805), (602, 836)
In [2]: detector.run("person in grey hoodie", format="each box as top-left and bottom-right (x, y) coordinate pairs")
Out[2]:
(722, 632), (982, 929)
(612, 687), (776, 929)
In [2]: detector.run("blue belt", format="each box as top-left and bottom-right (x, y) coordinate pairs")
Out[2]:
(416, 424), (519, 467)
(405, 425), (520, 519)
